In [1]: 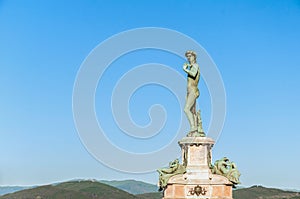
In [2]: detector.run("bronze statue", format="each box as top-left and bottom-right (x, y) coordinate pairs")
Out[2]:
(183, 50), (205, 136)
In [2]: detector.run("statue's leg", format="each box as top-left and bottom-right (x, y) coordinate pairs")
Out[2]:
(191, 100), (197, 127)
(184, 91), (197, 131)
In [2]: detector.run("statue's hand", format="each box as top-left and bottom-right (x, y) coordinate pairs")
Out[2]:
(183, 63), (189, 71)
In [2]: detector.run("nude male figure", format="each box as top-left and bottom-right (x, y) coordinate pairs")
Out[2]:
(183, 50), (200, 132)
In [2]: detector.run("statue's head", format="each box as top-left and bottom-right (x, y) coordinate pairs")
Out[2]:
(221, 157), (229, 162)
(170, 159), (179, 167)
(185, 50), (197, 63)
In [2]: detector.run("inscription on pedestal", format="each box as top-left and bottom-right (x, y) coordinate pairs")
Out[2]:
(189, 145), (202, 165)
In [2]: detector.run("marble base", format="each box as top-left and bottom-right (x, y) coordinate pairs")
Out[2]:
(162, 137), (233, 199)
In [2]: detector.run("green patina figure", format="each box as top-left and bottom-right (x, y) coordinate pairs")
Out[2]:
(157, 159), (186, 191)
(183, 50), (205, 137)
(211, 157), (241, 186)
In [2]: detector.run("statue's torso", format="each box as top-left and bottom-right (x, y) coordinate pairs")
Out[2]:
(187, 63), (200, 96)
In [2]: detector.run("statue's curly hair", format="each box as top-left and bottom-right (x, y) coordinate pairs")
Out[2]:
(185, 50), (197, 60)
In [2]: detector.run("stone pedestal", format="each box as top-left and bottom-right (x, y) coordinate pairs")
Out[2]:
(163, 137), (233, 199)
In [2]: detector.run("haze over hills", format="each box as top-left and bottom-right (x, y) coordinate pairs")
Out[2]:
(0, 186), (33, 196)
(1, 180), (300, 199)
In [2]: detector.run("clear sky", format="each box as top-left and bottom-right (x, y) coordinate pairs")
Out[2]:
(1, 0), (300, 190)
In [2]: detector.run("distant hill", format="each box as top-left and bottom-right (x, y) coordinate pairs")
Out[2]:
(100, 179), (157, 194)
(136, 192), (163, 199)
(233, 185), (300, 199)
(0, 186), (33, 196)
(0, 181), (137, 199)
(1, 180), (300, 199)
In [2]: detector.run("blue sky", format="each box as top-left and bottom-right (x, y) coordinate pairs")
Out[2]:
(1, 0), (300, 190)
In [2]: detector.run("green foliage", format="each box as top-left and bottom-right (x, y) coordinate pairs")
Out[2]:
(136, 192), (163, 199)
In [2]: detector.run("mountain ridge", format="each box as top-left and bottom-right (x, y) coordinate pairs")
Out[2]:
(1, 180), (300, 199)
